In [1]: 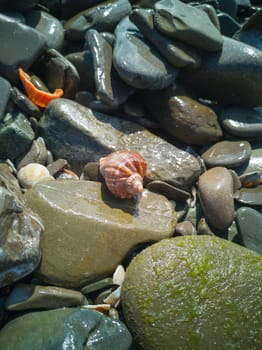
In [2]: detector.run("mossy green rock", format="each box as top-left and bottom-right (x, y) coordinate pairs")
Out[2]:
(122, 235), (262, 350)
(0, 307), (132, 350)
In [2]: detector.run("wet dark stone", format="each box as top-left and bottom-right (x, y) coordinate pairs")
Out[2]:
(180, 36), (262, 106)
(16, 137), (48, 170)
(0, 13), (47, 82)
(0, 0), (40, 11)
(233, 10), (262, 51)
(146, 180), (191, 201)
(0, 164), (43, 288)
(154, 0), (223, 51)
(40, 99), (201, 189)
(66, 50), (95, 92)
(236, 206), (262, 254)
(25, 10), (64, 51)
(0, 109), (35, 161)
(217, 12), (241, 37)
(219, 107), (262, 139)
(198, 167), (235, 231)
(113, 16), (178, 90)
(10, 87), (42, 120)
(142, 94), (222, 145)
(33, 48), (80, 99)
(64, 0), (132, 41)
(129, 9), (201, 69)
(234, 186), (262, 206)
(0, 77), (10, 121)
(201, 140), (252, 168)
(218, 0), (238, 17)
(87, 29), (133, 106)
(0, 308), (132, 349)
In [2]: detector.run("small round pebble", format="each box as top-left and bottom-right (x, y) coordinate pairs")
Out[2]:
(17, 163), (54, 188)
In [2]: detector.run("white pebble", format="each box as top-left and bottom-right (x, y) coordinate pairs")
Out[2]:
(17, 163), (54, 188)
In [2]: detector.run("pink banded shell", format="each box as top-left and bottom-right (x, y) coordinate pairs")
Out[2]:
(99, 150), (147, 199)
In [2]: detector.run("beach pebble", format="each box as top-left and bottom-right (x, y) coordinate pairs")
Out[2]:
(130, 8), (201, 69)
(0, 308), (132, 350)
(0, 109), (35, 161)
(234, 10), (262, 50)
(25, 10), (64, 51)
(16, 137), (48, 170)
(0, 164), (43, 288)
(33, 48), (80, 99)
(200, 140), (252, 168)
(40, 98), (201, 190)
(86, 29), (133, 106)
(180, 36), (262, 106)
(236, 206), (262, 254)
(0, 13), (46, 82)
(5, 284), (84, 311)
(122, 235), (262, 350)
(0, 77), (10, 121)
(17, 163), (54, 188)
(143, 94), (223, 145)
(234, 185), (262, 206)
(219, 107), (262, 139)
(64, 0), (132, 41)
(154, 0), (223, 51)
(24, 180), (176, 287)
(113, 16), (178, 90)
(198, 167), (235, 230)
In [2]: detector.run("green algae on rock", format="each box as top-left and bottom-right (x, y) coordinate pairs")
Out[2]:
(122, 235), (262, 350)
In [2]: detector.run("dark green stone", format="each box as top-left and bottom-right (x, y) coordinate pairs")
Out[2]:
(0, 308), (132, 349)
(0, 110), (35, 160)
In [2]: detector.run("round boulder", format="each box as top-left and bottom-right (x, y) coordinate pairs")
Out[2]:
(122, 235), (262, 350)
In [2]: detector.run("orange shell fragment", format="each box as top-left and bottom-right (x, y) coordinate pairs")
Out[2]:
(18, 68), (63, 108)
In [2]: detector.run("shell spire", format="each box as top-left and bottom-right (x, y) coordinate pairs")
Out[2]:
(99, 150), (147, 199)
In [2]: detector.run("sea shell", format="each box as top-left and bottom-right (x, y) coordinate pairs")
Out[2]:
(99, 150), (147, 199)
(18, 68), (63, 108)
(17, 163), (54, 188)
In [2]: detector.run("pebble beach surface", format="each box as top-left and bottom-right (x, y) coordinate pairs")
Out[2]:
(0, 0), (262, 349)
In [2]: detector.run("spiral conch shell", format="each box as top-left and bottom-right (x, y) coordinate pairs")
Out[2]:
(99, 150), (147, 199)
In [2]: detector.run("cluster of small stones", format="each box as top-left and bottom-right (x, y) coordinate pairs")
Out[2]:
(0, 0), (262, 349)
